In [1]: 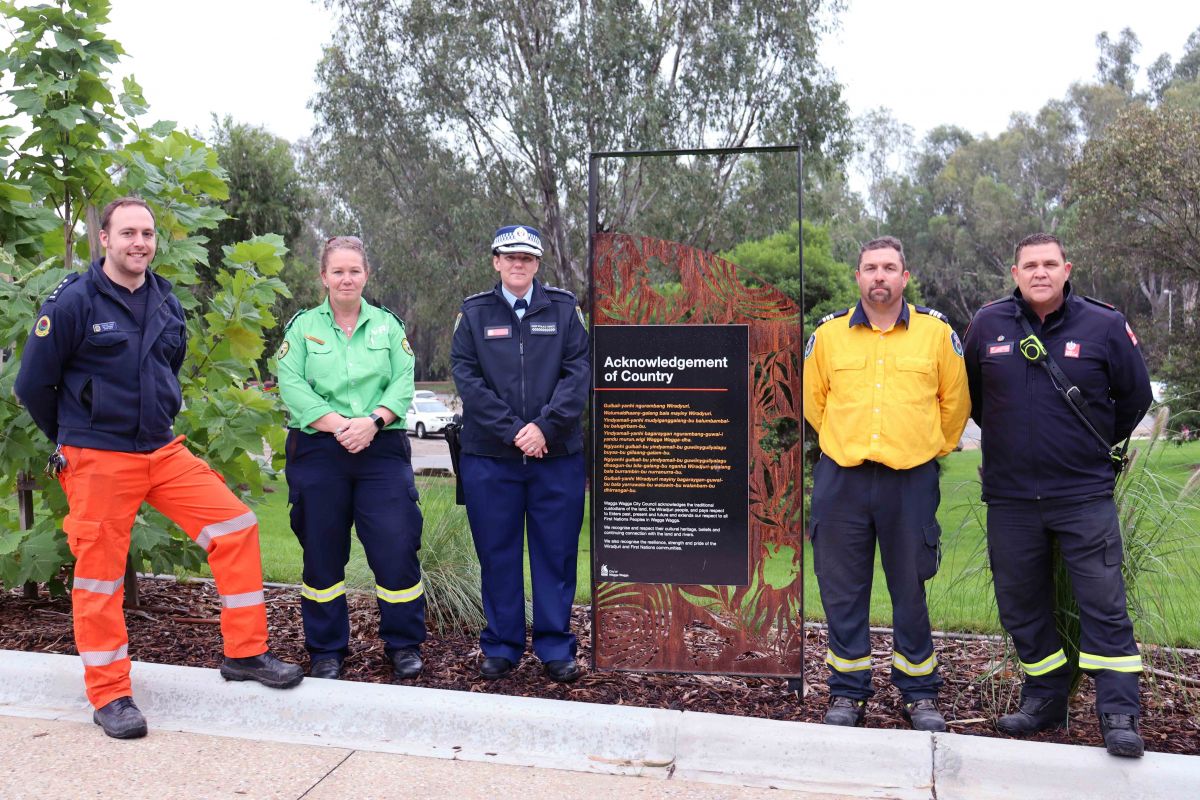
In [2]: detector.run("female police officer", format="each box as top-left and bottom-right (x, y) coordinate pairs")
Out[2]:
(276, 236), (425, 681)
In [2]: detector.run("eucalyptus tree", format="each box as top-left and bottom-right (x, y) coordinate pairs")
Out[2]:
(315, 0), (852, 297)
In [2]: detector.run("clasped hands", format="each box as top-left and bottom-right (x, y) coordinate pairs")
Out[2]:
(333, 415), (377, 454)
(514, 422), (547, 457)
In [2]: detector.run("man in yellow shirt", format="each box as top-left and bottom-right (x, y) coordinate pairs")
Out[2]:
(803, 235), (969, 731)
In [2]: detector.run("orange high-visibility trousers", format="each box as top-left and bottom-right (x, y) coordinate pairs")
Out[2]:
(58, 436), (268, 709)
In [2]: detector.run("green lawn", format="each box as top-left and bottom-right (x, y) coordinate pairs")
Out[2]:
(219, 441), (1200, 646)
(244, 476), (593, 604)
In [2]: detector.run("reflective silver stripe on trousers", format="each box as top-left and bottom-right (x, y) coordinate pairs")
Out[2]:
(220, 590), (265, 609)
(79, 644), (129, 666)
(73, 575), (125, 595)
(195, 510), (257, 551)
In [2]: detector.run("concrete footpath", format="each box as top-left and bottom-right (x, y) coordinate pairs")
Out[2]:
(1, 650), (1196, 800)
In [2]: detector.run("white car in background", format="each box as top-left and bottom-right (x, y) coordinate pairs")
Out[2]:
(406, 396), (455, 438)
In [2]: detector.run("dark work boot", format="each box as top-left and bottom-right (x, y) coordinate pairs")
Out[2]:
(93, 696), (148, 739)
(310, 658), (343, 680)
(1099, 713), (1145, 758)
(220, 651), (304, 689)
(543, 659), (581, 683)
(390, 647), (423, 681)
(902, 698), (947, 732)
(824, 696), (866, 727)
(479, 656), (515, 680)
(995, 695), (1068, 736)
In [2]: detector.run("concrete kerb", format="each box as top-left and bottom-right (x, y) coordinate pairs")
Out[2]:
(2, 650), (1197, 798)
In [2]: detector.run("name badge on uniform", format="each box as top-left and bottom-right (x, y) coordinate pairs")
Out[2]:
(485, 326), (512, 339)
(1064, 341), (1081, 358)
(92, 321), (117, 333)
(529, 322), (558, 335)
(988, 342), (1013, 356)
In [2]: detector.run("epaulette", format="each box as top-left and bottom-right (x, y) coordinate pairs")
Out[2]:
(282, 309), (306, 333)
(544, 285), (576, 300)
(44, 272), (83, 303)
(981, 295), (1015, 308)
(915, 305), (950, 324)
(815, 308), (850, 327)
(462, 289), (493, 305)
(380, 305), (405, 327)
(1083, 295), (1116, 310)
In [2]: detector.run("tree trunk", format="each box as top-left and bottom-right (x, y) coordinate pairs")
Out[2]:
(17, 471), (37, 601)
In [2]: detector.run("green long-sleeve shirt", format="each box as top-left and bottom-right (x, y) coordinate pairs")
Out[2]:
(275, 298), (414, 432)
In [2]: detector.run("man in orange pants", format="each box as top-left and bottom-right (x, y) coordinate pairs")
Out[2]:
(15, 197), (303, 739)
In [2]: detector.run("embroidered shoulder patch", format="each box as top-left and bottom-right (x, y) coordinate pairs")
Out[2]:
(804, 332), (816, 359)
(34, 315), (51, 337)
(276, 340), (290, 359)
(402, 337), (414, 356)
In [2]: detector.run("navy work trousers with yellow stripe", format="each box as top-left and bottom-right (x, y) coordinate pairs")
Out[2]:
(286, 429), (426, 659)
(811, 456), (943, 701)
(987, 497), (1140, 714)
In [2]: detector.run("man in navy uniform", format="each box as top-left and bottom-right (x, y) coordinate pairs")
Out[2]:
(964, 232), (1152, 757)
(451, 225), (590, 682)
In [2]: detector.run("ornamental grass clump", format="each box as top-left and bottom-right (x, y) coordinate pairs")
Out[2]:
(345, 480), (485, 635)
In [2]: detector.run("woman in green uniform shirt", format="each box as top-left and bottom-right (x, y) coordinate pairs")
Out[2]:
(275, 236), (425, 682)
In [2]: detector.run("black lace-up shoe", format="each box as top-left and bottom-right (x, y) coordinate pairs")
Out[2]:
(310, 658), (343, 680)
(93, 696), (148, 739)
(480, 656), (515, 679)
(390, 648), (423, 681)
(824, 696), (866, 727)
(902, 698), (947, 732)
(995, 695), (1068, 736)
(543, 659), (581, 683)
(1099, 713), (1145, 758)
(220, 651), (304, 689)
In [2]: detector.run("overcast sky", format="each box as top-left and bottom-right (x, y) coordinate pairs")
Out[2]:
(7, 1), (1198, 151)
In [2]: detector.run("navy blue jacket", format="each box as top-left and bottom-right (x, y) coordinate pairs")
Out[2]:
(963, 284), (1152, 501)
(14, 260), (187, 452)
(450, 280), (589, 458)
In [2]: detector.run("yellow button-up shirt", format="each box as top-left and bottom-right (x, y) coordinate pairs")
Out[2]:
(803, 302), (969, 470)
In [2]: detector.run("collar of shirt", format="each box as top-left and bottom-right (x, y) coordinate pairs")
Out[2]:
(500, 285), (533, 309)
(1012, 282), (1074, 330)
(316, 296), (370, 333)
(849, 300), (910, 330)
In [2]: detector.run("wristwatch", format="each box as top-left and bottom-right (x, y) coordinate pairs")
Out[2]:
(369, 412), (386, 429)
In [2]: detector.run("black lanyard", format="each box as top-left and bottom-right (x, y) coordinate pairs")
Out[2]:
(1016, 313), (1130, 474)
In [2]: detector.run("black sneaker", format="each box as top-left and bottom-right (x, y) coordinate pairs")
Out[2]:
(902, 698), (947, 732)
(995, 695), (1068, 736)
(220, 651), (304, 689)
(1099, 713), (1145, 758)
(824, 696), (866, 727)
(93, 696), (148, 739)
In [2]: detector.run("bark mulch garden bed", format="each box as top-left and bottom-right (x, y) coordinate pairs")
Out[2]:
(3, 577), (1197, 756)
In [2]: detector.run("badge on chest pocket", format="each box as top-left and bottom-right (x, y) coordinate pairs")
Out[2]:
(529, 322), (558, 336)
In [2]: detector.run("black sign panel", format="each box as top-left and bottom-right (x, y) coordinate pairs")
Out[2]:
(593, 324), (749, 586)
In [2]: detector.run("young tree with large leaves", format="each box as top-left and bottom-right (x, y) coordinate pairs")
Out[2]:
(0, 0), (290, 592)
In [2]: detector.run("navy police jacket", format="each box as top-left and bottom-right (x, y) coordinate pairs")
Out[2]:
(450, 279), (590, 458)
(14, 260), (187, 452)
(963, 284), (1152, 501)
